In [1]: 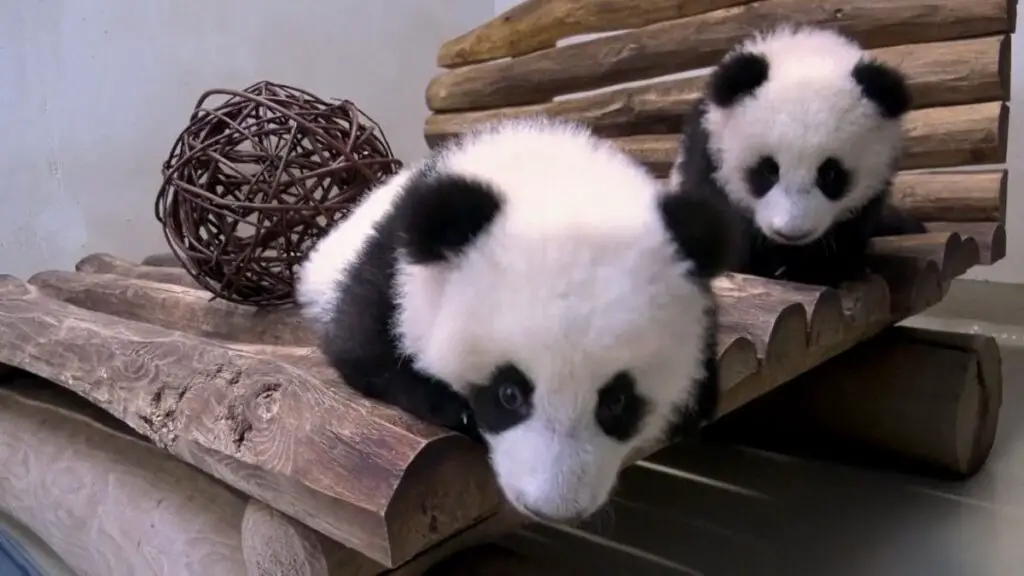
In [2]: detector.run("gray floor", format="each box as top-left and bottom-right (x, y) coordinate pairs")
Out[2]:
(503, 280), (1024, 576)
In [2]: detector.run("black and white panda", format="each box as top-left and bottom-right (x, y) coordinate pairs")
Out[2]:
(670, 24), (926, 287)
(296, 117), (739, 523)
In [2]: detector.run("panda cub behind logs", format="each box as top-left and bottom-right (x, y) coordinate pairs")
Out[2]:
(670, 24), (926, 287)
(296, 118), (739, 523)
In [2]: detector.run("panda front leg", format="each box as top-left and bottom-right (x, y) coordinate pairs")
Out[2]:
(324, 352), (483, 442)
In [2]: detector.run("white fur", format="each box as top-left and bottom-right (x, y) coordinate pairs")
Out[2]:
(396, 119), (711, 520)
(295, 169), (414, 331)
(703, 25), (904, 243)
(299, 118), (713, 522)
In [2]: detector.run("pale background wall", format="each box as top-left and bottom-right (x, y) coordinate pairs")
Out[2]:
(4, 0), (1019, 283)
(0, 0), (493, 279)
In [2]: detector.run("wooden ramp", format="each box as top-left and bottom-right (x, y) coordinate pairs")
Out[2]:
(0, 231), (999, 568)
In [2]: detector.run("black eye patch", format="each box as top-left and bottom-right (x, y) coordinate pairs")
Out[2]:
(595, 372), (648, 442)
(816, 157), (850, 201)
(469, 363), (534, 434)
(745, 156), (779, 198)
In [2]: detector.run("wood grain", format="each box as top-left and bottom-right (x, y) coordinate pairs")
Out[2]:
(425, 35), (1010, 141)
(437, 0), (757, 68)
(924, 221), (1006, 264)
(426, 0), (1011, 112)
(29, 269), (316, 347)
(711, 326), (1003, 478)
(611, 101), (1008, 177)
(0, 224), (998, 566)
(0, 277), (502, 568)
(77, 252), (201, 289)
(891, 170), (1006, 223)
(0, 378), (251, 576)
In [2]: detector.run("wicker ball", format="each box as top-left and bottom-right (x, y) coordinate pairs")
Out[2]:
(154, 81), (402, 307)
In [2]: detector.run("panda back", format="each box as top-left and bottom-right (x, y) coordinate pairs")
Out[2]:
(295, 170), (413, 330)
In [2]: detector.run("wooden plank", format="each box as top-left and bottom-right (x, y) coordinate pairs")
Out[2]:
(0, 276), (502, 567)
(426, 0), (1011, 112)
(29, 270), (315, 347)
(425, 35), (1010, 142)
(438, 0), (757, 68)
(611, 102), (1007, 177)
(892, 170), (1006, 223)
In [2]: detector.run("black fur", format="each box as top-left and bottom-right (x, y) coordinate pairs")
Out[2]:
(595, 372), (649, 442)
(708, 51), (770, 108)
(394, 172), (503, 264)
(658, 190), (743, 279)
(853, 59), (912, 119)
(320, 171), (503, 442)
(672, 99), (925, 288)
(322, 158), (727, 445)
(470, 364), (535, 435)
(665, 287), (721, 441)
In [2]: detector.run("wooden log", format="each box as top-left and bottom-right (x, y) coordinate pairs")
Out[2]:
(141, 252), (183, 268)
(866, 231), (982, 317)
(437, 0), (757, 68)
(426, 0), (1011, 112)
(241, 500), (381, 576)
(709, 326), (1003, 478)
(0, 378), (252, 576)
(0, 277), (502, 568)
(611, 102), (1008, 177)
(425, 35), (1010, 141)
(78, 252), (202, 289)
(891, 170), (1006, 223)
(29, 269), (315, 347)
(924, 221), (1006, 264)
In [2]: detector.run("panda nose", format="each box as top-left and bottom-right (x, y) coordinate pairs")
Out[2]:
(774, 229), (814, 244)
(521, 506), (587, 525)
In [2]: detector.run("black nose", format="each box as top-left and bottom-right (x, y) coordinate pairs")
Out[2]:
(522, 507), (586, 525)
(774, 230), (813, 243)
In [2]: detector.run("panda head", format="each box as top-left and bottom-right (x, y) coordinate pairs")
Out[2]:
(391, 118), (738, 523)
(702, 25), (911, 245)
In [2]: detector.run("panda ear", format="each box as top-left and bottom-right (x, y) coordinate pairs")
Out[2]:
(707, 51), (769, 108)
(852, 59), (911, 119)
(395, 173), (503, 265)
(658, 188), (743, 279)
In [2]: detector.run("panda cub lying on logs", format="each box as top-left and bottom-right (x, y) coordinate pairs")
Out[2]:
(670, 24), (926, 287)
(296, 118), (740, 523)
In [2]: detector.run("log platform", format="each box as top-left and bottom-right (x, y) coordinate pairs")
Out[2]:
(0, 0), (1015, 572)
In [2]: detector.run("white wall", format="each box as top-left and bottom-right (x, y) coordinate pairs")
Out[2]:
(0, 0), (492, 279)
(3, 0), (1022, 284)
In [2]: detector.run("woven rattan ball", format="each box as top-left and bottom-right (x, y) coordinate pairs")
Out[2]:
(155, 81), (402, 307)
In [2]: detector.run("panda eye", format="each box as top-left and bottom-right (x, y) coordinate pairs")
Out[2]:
(595, 371), (647, 442)
(815, 157), (850, 200)
(498, 382), (524, 410)
(598, 390), (626, 417)
(759, 157), (780, 178)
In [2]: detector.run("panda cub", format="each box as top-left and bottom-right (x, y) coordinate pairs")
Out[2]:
(670, 24), (926, 287)
(296, 117), (738, 523)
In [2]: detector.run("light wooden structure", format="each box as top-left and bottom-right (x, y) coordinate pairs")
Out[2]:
(0, 0), (1013, 572)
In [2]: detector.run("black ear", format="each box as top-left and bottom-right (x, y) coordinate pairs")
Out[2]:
(852, 59), (911, 119)
(707, 51), (769, 108)
(658, 189), (743, 279)
(394, 173), (503, 264)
